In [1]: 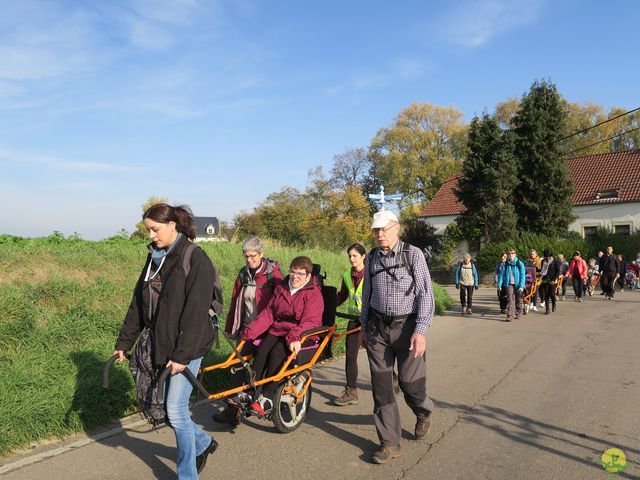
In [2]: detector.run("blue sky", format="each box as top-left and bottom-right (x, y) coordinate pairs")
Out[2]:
(2, 0), (639, 239)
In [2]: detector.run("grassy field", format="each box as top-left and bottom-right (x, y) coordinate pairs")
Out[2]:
(0, 234), (452, 456)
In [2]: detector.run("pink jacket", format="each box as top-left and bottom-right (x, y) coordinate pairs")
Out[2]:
(567, 257), (587, 279)
(240, 277), (324, 345)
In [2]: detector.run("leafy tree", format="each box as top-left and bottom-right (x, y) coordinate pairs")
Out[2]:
(440, 223), (464, 265)
(368, 103), (468, 204)
(606, 107), (640, 151)
(329, 147), (371, 189)
(455, 113), (518, 243)
(131, 196), (167, 239)
(511, 79), (574, 236)
(497, 99), (639, 156)
(234, 168), (372, 249)
(494, 97), (520, 130)
(399, 207), (441, 254)
(559, 102), (639, 155)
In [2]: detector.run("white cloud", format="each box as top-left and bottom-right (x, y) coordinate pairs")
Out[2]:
(0, 147), (142, 173)
(323, 58), (430, 96)
(101, 0), (214, 50)
(392, 58), (432, 79)
(0, 1), (268, 120)
(0, 5), (98, 80)
(437, 0), (545, 48)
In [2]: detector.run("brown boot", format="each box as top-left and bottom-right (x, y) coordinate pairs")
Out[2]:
(371, 444), (402, 464)
(212, 405), (240, 426)
(333, 386), (359, 406)
(415, 414), (431, 439)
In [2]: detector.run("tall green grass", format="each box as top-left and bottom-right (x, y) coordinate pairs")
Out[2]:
(0, 234), (450, 456)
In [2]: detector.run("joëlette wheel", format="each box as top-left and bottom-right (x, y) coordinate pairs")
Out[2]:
(272, 371), (312, 433)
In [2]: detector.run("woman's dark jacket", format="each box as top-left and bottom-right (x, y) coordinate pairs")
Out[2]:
(540, 258), (561, 282)
(115, 236), (217, 367)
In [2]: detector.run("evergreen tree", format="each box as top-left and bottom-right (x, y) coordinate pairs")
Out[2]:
(512, 79), (574, 235)
(455, 113), (518, 243)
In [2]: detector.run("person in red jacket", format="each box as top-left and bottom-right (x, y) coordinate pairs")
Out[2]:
(213, 236), (283, 426)
(241, 256), (324, 416)
(566, 250), (587, 302)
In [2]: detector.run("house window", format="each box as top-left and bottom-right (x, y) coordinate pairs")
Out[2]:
(614, 224), (631, 236)
(206, 224), (215, 235)
(582, 226), (598, 239)
(595, 189), (619, 200)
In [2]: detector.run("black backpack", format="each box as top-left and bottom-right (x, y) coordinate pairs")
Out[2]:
(182, 242), (224, 347)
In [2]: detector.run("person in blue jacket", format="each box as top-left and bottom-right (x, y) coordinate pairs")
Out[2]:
(455, 253), (479, 315)
(497, 249), (526, 322)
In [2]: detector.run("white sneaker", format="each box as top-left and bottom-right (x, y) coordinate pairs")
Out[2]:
(531, 306), (538, 312)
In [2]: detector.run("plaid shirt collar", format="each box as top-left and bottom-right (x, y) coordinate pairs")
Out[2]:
(379, 240), (401, 257)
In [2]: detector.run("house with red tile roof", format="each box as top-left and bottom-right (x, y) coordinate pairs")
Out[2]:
(420, 149), (640, 254)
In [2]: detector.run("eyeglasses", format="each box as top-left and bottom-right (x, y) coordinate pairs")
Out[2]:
(508, 252), (516, 255)
(244, 253), (260, 260)
(372, 224), (397, 235)
(289, 270), (308, 278)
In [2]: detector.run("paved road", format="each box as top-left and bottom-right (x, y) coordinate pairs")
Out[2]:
(2, 287), (639, 479)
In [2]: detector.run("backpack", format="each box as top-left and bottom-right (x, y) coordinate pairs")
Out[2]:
(182, 242), (224, 347)
(369, 241), (416, 296)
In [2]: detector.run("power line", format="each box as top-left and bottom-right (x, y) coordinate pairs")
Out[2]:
(565, 108), (640, 140)
(562, 125), (640, 158)
(558, 106), (640, 142)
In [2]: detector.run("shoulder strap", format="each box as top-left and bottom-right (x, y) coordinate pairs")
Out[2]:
(401, 241), (416, 296)
(182, 241), (223, 315)
(182, 242), (197, 277)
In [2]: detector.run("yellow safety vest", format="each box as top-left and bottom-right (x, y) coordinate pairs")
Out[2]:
(343, 270), (363, 315)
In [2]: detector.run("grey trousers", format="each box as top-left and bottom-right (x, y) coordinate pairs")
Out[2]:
(366, 317), (434, 447)
(506, 285), (523, 318)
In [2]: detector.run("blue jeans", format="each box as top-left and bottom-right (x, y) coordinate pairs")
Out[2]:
(165, 357), (211, 479)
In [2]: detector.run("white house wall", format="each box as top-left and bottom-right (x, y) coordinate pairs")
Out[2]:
(422, 215), (457, 235)
(570, 202), (640, 235)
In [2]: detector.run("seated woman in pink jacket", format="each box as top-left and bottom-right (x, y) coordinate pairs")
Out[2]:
(240, 256), (324, 416)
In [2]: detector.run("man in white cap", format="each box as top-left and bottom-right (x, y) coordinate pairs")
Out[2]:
(359, 210), (435, 464)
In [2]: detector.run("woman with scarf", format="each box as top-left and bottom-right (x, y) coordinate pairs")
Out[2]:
(213, 236), (283, 426)
(114, 203), (221, 479)
(497, 249), (526, 322)
(526, 249), (542, 311)
(539, 250), (560, 314)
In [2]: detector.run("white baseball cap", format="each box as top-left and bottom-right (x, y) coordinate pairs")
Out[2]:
(371, 210), (399, 229)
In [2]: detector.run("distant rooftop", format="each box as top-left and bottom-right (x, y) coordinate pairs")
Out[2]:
(421, 148), (640, 217)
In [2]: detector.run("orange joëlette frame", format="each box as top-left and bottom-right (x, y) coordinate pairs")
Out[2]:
(198, 324), (339, 402)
